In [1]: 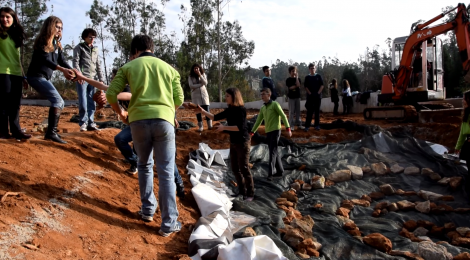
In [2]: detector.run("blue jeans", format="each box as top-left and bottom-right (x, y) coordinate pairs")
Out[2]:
(114, 127), (138, 166)
(115, 126), (183, 185)
(27, 77), (64, 109)
(76, 82), (96, 126)
(130, 119), (179, 232)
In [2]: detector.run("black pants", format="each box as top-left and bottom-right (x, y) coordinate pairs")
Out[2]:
(342, 96), (353, 114)
(333, 101), (339, 115)
(230, 141), (254, 197)
(305, 98), (321, 128)
(0, 74), (22, 137)
(267, 130), (283, 176)
(196, 105), (210, 122)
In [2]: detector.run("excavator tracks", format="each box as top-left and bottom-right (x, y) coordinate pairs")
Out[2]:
(363, 105), (418, 121)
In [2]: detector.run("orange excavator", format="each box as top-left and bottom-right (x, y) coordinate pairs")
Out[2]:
(363, 3), (470, 121)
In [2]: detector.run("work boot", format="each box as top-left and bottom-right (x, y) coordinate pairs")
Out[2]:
(197, 121), (203, 132)
(44, 107), (67, 144)
(207, 119), (213, 130)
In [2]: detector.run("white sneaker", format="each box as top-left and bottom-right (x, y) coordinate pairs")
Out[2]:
(80, 124), (87, 132)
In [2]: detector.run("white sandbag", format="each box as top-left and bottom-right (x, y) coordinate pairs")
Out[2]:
(192, 183), (232, 217)
(217, 235), (287, 260)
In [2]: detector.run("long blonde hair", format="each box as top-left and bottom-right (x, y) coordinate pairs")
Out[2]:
(33, 16), (63, 52)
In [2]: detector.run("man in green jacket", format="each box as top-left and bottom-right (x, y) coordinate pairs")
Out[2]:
(106, 35), (184, 237)
(251, 88), (291, 181)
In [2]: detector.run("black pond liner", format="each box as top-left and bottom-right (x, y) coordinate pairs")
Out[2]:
(217, 118), (470, 260)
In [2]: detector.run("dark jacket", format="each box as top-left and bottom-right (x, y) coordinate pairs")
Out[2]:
(262, 77), (277, 100)
(27, 42), (72, 80)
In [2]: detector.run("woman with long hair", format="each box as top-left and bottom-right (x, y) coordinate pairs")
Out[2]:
(455, 90), (470, 198)
(329, 78), (339, 115)
(342, 79), (352, 115)
(0, 7), (31, 140)
(188, 63), (211, 132)
(192, 88), (254, 201)
(26, 16), (74, 144)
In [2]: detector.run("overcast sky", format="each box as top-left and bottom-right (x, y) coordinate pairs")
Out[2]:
(48, 0), (457, 69)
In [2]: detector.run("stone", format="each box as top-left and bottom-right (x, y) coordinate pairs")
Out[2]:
(389, 250), (424, 260)
(283, 228), (305, 248)
(369, 192), (385, 200)
(361, 194), (372, 202)
(395, 189), (405, 195)
(325, 180), (335, 186)
(276, 198), (287, 203)
(454, 252), (470, 260)
(374, 201), (389, 210)
(336, 215), (353, 226)
(294, 179), (305, 185)
(291, 215), (315, 233)
(371, 162), (387, 175)
(413, 227), (429, 237)
(347, 165), (363, 180)
(280, 190), (298, 203)
(295, 251), (310, 259)
(403, 220), (418, 231)
(419, 190), (444, 201)
(311, 176), (325, 189)
(439, 195), (455, 201)
(343, 222), (358, 231)
(291, 182), (301, 192)
(457, 227), (470, 237)
(348, 229), (361, 236)
(453, 237), (470, 247)
(417, 241), (453, 260)
(415, 201), (431, 214)
(404, 166), (420, 175)
(62, 128), (69, 134)
(313, 203), (322, 208)
(362, 166), (373, 174)
(429, 172), (442, 181)
(390, 164), (405, 174)
(417, 236), (432, 242)
(428, 226), (445, 237)
(400, 228), (418, 241)
(444, 222), (456, 232)
(298, 165), (307, 171)
(297, 238), (322, 251)
(363, 233), (392, 253)
(417, 220), (435, 229)
(388, 203), (399, 212)
(351, 199), (370, 207)
(403, 191), (418, 196)
(380, 184), (395, 195)
(430, 204), (453, 214)
(302, 183), (312, 191)
(421, 168), (434, 175)
(372, 209), (381, 217)
(397, 200), (416, 210)
(306, 248), (320, 257)
(336, 207), (350, 218)
(438, 177), (451, 185)
(449, 177), (463, 190)
(455, 208), (470, 213)
(380, 208), (389, 216)
(277, 200), (294, 207)
(242, 227), (257, 237)
(327, 169), (351, 182)
(341, 200), (355, 210)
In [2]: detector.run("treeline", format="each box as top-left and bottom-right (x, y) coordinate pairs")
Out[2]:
(1, 0), (468, 101)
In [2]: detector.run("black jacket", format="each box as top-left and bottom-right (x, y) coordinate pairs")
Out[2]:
(27, 42), (72, 80)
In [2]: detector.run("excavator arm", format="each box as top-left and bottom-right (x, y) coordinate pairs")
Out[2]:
(392, 3), (470, 100)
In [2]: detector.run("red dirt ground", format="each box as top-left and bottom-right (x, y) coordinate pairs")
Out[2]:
(0, 105), (461, 259)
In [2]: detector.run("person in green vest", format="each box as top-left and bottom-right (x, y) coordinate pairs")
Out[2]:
(455, 90), (470, 198)
(0, 7), (31, 140)
(251, 88), (291, 181)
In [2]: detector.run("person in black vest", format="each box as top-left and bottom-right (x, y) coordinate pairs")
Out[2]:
(329, 79), (339, 115)
(286, 66), (302, 130)
(304, 63), (324, 131)
(262, 65), (277, 101)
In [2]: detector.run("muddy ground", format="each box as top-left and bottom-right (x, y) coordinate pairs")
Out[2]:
(0, 105), (462, 259)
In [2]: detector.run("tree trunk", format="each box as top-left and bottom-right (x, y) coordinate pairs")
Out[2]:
(99, 23), (108, 85)
(217, 0), (222, 102)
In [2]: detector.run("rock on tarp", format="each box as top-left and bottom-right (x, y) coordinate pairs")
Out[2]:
(188, 124), (470, 259)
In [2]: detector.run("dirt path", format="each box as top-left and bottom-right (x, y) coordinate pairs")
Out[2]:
(0, 105), (461, 259)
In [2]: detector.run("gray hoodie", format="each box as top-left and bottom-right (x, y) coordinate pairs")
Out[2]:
(72, 43), (104, 82)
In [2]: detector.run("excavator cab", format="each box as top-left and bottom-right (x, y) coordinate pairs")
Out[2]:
(388, 36), (444, 100)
